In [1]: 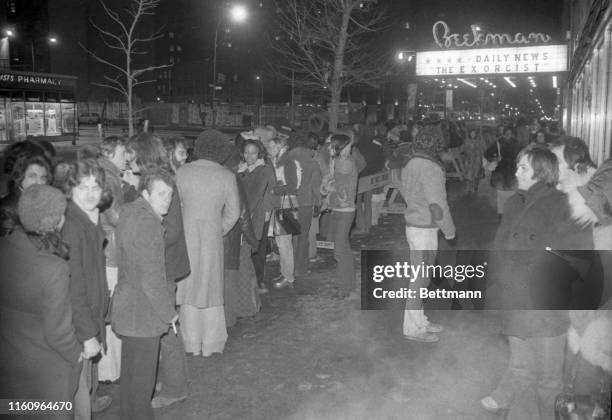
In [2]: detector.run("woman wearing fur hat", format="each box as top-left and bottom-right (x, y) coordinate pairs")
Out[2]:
(176, 129), (241, 356)
(0, 185), (84, 419)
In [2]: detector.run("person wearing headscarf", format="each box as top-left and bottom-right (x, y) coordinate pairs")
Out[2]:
(0, 185), (84, 419)
(400, 124), (456, 342)
(175, 129), (240, 356)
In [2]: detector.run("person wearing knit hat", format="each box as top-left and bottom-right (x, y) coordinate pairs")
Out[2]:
(1, 183), (83, 414)
(176, 129), (241, 356)
(400, 123), (456, 343)
(18, 183), (66, 234)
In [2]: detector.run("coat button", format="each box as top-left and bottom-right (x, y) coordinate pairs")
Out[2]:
(529, 234), (535, 240)
(513, 232), (518, 239)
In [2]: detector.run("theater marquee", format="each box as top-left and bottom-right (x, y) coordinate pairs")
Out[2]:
(416, 44), (568, 76)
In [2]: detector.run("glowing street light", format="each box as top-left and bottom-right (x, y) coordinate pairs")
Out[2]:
(211, 4), (248, 127)
(230, 5), (248, 23)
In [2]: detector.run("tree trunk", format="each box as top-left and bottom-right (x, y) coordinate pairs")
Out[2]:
(328, 4), (352, 131)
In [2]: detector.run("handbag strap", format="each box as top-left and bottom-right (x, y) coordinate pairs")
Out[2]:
(281, 194), (296, 209)
(497, 141), (502, 160)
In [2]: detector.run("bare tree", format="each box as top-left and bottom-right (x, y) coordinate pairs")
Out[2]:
(81, 0), (169, 136)
(271, 0), (389, 130)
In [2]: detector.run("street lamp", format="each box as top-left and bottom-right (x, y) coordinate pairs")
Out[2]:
(31, 35), (58, 72)
(211, 4), (248, 128)
(1, 28), (15, 70)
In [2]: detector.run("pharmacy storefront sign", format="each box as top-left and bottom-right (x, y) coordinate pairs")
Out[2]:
(416, 44), (568, 76)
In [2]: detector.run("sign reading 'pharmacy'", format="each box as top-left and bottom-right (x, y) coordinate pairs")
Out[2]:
(416, 44), (568, 76)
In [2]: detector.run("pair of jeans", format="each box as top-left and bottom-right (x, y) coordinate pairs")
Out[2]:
(330, 210), (356, 292)
(354, 191), (373, 233)
(120, 336), (160, 420)
(308, 215), (319, 259)
(294, 205), (313, 275)
(74, 359), (93, 420)
(251, 221), (269, 284)
(492, 334), (565, 420)
(157, 326), (188, 399)
(275, 234), (295, 282)
(403, 227), (439, 334)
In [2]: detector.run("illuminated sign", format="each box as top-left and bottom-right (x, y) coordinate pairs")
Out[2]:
(0, 71), (77, 91)
(416, 45), (567, 76)
(432, 21), (552, 49)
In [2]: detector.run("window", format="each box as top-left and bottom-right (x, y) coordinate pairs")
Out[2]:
(177, 45), (182, 52)
(169, 57), (174, 65)
(169, 31), (174, 39)
(0, 97), (7, 142)
(26, 102), (45, 137)
(11, 101), (25, 141)
(61, 103), (75, 134)
(170, 44), (175, 52)
(44, 103), (61, 136)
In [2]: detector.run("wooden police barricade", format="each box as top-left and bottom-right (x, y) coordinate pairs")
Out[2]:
(317, 170), (391, 249)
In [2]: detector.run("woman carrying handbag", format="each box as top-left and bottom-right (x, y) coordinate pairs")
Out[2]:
(265, 136), (300, 289)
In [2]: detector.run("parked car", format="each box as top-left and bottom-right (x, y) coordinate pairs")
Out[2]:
(78, 113), (101, 124)
(109, 113), (143, 126)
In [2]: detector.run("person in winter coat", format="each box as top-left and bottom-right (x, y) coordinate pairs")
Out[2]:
(0, 154), (51, 237)
(266, 135), (299, 289)
(400, 124), (456, 343)
(0, 185), (84, 420)
(223, 173), (260, 325)
(57, 159), (112, 418)
(320, 134), (360, 297)
(550, 137), (612, 414)
(354, 124), (386, 235)
(111, 167), (178, 420)
(485, 127), (522, 215)
(461, 127), (487, 194)
(280, 132), (322, 277)
(96, 136), (128, 384)
(481, 146), (594, 419)
(125, 134), (192, 409)
(176, 130), (241, 356)
(237, 139), (276, 292)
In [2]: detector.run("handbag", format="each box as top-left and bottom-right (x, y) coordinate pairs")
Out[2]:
(271, 195), (301, 236)
(482, 141), (501, 172)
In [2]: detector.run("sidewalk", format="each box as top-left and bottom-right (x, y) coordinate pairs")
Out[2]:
(95, 181), (507, 420)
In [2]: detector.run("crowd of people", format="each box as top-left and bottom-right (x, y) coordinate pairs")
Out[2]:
(0, 113), (610, 419)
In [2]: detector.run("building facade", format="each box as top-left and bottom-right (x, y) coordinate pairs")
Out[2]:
(565, 0), (612, 164)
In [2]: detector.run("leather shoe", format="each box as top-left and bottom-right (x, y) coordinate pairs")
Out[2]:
(402, 331), (439, 343)
(480, 396), (503, 412)
(272, 277), (294, 289)
(424, 323), (444, 333)
(91, 395), (112, 413)
(152, 395), (187, 409)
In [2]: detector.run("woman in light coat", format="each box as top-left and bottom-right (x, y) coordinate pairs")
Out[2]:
(176, 130), (241, 356)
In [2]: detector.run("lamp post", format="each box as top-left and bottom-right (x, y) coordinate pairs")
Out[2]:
(31, 36), (58, 72)
(1, 28), (15, 70)
(211, 4), (247, 128)
(255, 75), (263, 125)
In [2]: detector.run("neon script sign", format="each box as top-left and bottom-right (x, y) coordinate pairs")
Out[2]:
(433, 21), (552, 49)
